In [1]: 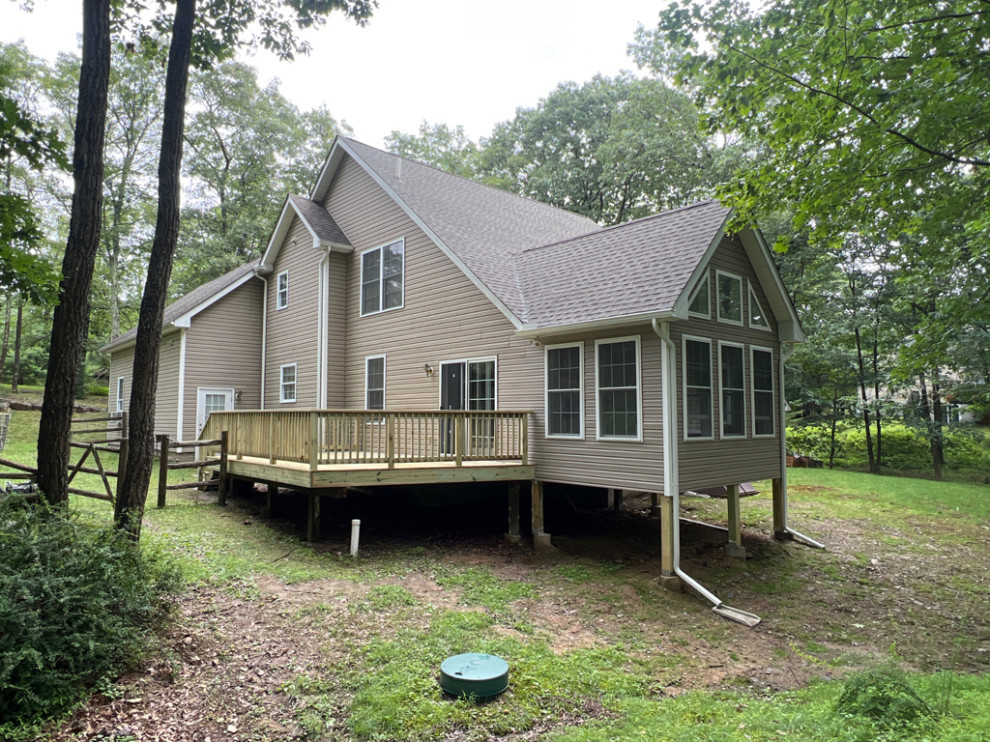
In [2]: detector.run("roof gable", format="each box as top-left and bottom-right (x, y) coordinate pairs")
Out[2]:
(259, 194), (351, 273)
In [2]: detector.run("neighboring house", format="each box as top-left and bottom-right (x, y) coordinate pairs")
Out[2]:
(107, 137), (808, 619)
(103, 262), (264, 445)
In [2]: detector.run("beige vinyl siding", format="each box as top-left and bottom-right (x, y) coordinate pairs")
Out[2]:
(108, 345), (135, 414)
(264, 215), (323, 407)
(674, 235), (783, 490)
(326, 251), (348, 407)
(156, 332), (182, 438)
(182, 279), (264, 440)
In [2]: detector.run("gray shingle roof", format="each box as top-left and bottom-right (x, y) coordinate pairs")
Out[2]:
(516, 201), (731, 328)
(102, 260), (259, 352)
(288, 194), (350, 246)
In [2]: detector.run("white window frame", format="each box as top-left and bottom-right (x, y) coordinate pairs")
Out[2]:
(750, 346), (775, 438)
(437, 356), (499, 411)
(718, 340), (747, 438)
(279, 363), (297, 404)
(716, 270), (744, 326)
(687, 274), (711, 319)
(545, 342), (584, 440)
(360, 237), (405, 317)
(748, 284), (771, 331)
(115, 376), (124, 413)
(594, 336), (643, 442)
(682, 335), (714, 442)
(276, 270), (289, 310)
(365, 354), (386, 410)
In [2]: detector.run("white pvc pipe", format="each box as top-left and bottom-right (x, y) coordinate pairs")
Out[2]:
(350, 518), (361, 557)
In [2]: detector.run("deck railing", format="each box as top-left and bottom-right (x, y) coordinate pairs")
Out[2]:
(200, 409), (530, 471)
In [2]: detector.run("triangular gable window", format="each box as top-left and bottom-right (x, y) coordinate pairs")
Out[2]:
(687, 275), (710, 318)
(749, 285), (770, 330)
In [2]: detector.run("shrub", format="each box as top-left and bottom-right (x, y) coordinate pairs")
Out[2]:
(85, 384), (110, 399)
(836, 667), (935, 729)
(0, 502), (182, 723)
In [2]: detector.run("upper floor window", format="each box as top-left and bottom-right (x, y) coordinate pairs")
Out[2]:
(751, 347), (775, 436)
(749, 285), (770, 330)
(596, 337), (641, 441)
(116, 376), (124, 413)
(719, 342), (746, 437)
(687, 275), (710, 318)
(716, 270), (743, 325)
(365, 355), (385, 410)
(280, 363), (297, 403)
(276, 271), (289, 310)
(546, 343), (583, 438)
(683, 337), (713, 440)
(361, 238), (404, 316)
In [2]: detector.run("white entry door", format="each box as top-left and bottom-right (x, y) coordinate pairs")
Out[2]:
(196, 387), (235, 437)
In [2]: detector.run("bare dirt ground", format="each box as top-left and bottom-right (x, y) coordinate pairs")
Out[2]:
(45, 484), (990, 742)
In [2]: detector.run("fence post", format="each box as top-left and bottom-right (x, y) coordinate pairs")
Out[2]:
(157, 434), (169, 508)
(309, 412), (319, 471)
(386, 414), (395, 469)
(116, 411), (128, 502)
(455, 414), (464, 466)
(218, 430), (229, 506)
(521, 413), (529, 464)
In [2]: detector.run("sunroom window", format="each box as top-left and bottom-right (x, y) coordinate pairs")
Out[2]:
(717, 271), (743, 325)
(749, 285), (770, 330)
(683, 338), (713, 439)
(720, 343), (745, 437)
(687, 276), (710, 318)
(752, 348), (774, 436)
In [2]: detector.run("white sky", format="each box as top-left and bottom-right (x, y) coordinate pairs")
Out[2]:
(1, 0), (668, 147)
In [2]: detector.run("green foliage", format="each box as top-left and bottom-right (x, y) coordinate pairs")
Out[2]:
(434, 567), (536, 612)
(385, 121), (481, 178)
(836, 667), (935, 729)
(0, 503), (181, 723)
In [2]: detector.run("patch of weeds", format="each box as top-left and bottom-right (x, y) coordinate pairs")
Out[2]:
(361, 584), (419, 612)
(282, 675), (346, 738)
(556, 564), (592, 582)
(836, 666), (935, 729)
(434, 567), (535, 612)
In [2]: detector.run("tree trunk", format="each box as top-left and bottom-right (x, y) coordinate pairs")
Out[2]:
(0, 293), (10, 385)
(872, 335), (883, 467)
(11, 299), (23, 392)
(931, 378), (946, 478)
(828, 385), (839, 469)
(853, 327), (878, 473)
(115, 0), (196, 539)
(36, 0), (112, 506)
(917, 374), (942, 480)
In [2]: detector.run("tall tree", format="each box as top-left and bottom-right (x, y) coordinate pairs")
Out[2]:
(115, 0), (376, 538)
(385, 122), (481, 178)
(36, 0), (111, 507)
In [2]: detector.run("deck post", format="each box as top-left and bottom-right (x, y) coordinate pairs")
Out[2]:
(116, 412), (128, 503)
(726, 483), (746, 558)
(607, 488), (623, 511)
(307, 492), (321, 542)
(521, 415), (529, 464)
(157, 434), (169, 508)
(772, 477), (791, 540)
(659, 494), (681, 591)
(505, 482), (521, 543)
(218, 431), (229, 507)
(531, 480), (552, 550)
(386, 414), (395, 468)
(455, 415), (464, 466)
(261, 483), (274, 517)
(309, 412), (319, 471)
(649, 491), (661, 519)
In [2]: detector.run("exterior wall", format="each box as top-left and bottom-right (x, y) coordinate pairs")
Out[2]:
(182, 278), (264, 439)
(673, 235), (784, 490)
(107, 329), (181, 438)
(264, 216), (323, 407)
(108, 345), (135, 415)
(326, 251), (348, 408)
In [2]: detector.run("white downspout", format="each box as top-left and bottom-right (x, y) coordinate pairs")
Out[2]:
(777, 343), (825, 549)
(317, 250), (330, 408)
(258, 272), (268, 410)
(652, 318), (761, 626)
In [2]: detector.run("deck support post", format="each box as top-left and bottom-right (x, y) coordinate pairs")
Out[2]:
(659, 494), (681, 591)
(606, 488), (623, 511)
(261, 484), (275, 518)
(726, 483), (746, 558)
(506, 482), (521, 543)
(217, 431), (229, 506)
(649, 491), (661, 519)
(307, 492), (321, 542)
(157, 435), (169, 509)
(531, 480), (551, 550)
(772, 477), (791, 541)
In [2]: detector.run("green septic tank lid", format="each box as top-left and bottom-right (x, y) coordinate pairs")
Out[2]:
(439, 653), (509, 699)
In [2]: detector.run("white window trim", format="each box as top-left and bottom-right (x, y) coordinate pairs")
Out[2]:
(718, 340), (747, 438)
(716, 269), (744, 326)
(279, 363), (297, 404)
(687, 274), (711, 319)
(359, 237), (405, 317)
(545, 342), (585, 440)
(276, 270), (289, 310)
(748, 284), (772, 331)
(365, 354), (386, 410)
(436, 356), (499, 411)
(750, 345), (776, 438)
(594, 336), (643, 442)
(681, 335), (714, 442)
(115, 376), (124, 413)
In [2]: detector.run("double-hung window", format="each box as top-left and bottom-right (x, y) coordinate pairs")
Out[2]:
(546, 343), (583, 438)
(751, 347), (775, 436)
(280, 364), (297, 403)
(719, 342), (746, 437)
(683, 338), (713, 439)
(115, 376), (124, 413)
(596, 337), (641, 440)
(361, 238), (404, 315)
(276, 271), (289, 310)
(716, 270), (743, 325)
(365, 356), (385, 410)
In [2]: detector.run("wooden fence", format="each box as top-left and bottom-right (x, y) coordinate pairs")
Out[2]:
(200, 409), (530, 471)
(154, 431), (229, 508)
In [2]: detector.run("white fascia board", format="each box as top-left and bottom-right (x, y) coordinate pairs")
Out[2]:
(334, 138), (527, 332)
(516, 309), (677, 340)
(171, 272), (258, 328)
(259, 195), (295, 273)
(738, 228), (806, 343)
(669, 212), (731, 319)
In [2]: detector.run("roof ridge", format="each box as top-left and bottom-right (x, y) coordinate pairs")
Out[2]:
(521, 200), (725, 254)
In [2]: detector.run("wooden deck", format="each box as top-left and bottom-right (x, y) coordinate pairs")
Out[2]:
(200, 409), (534, 490)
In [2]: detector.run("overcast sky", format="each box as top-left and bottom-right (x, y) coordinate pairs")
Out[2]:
(1, 0), (668, 147)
